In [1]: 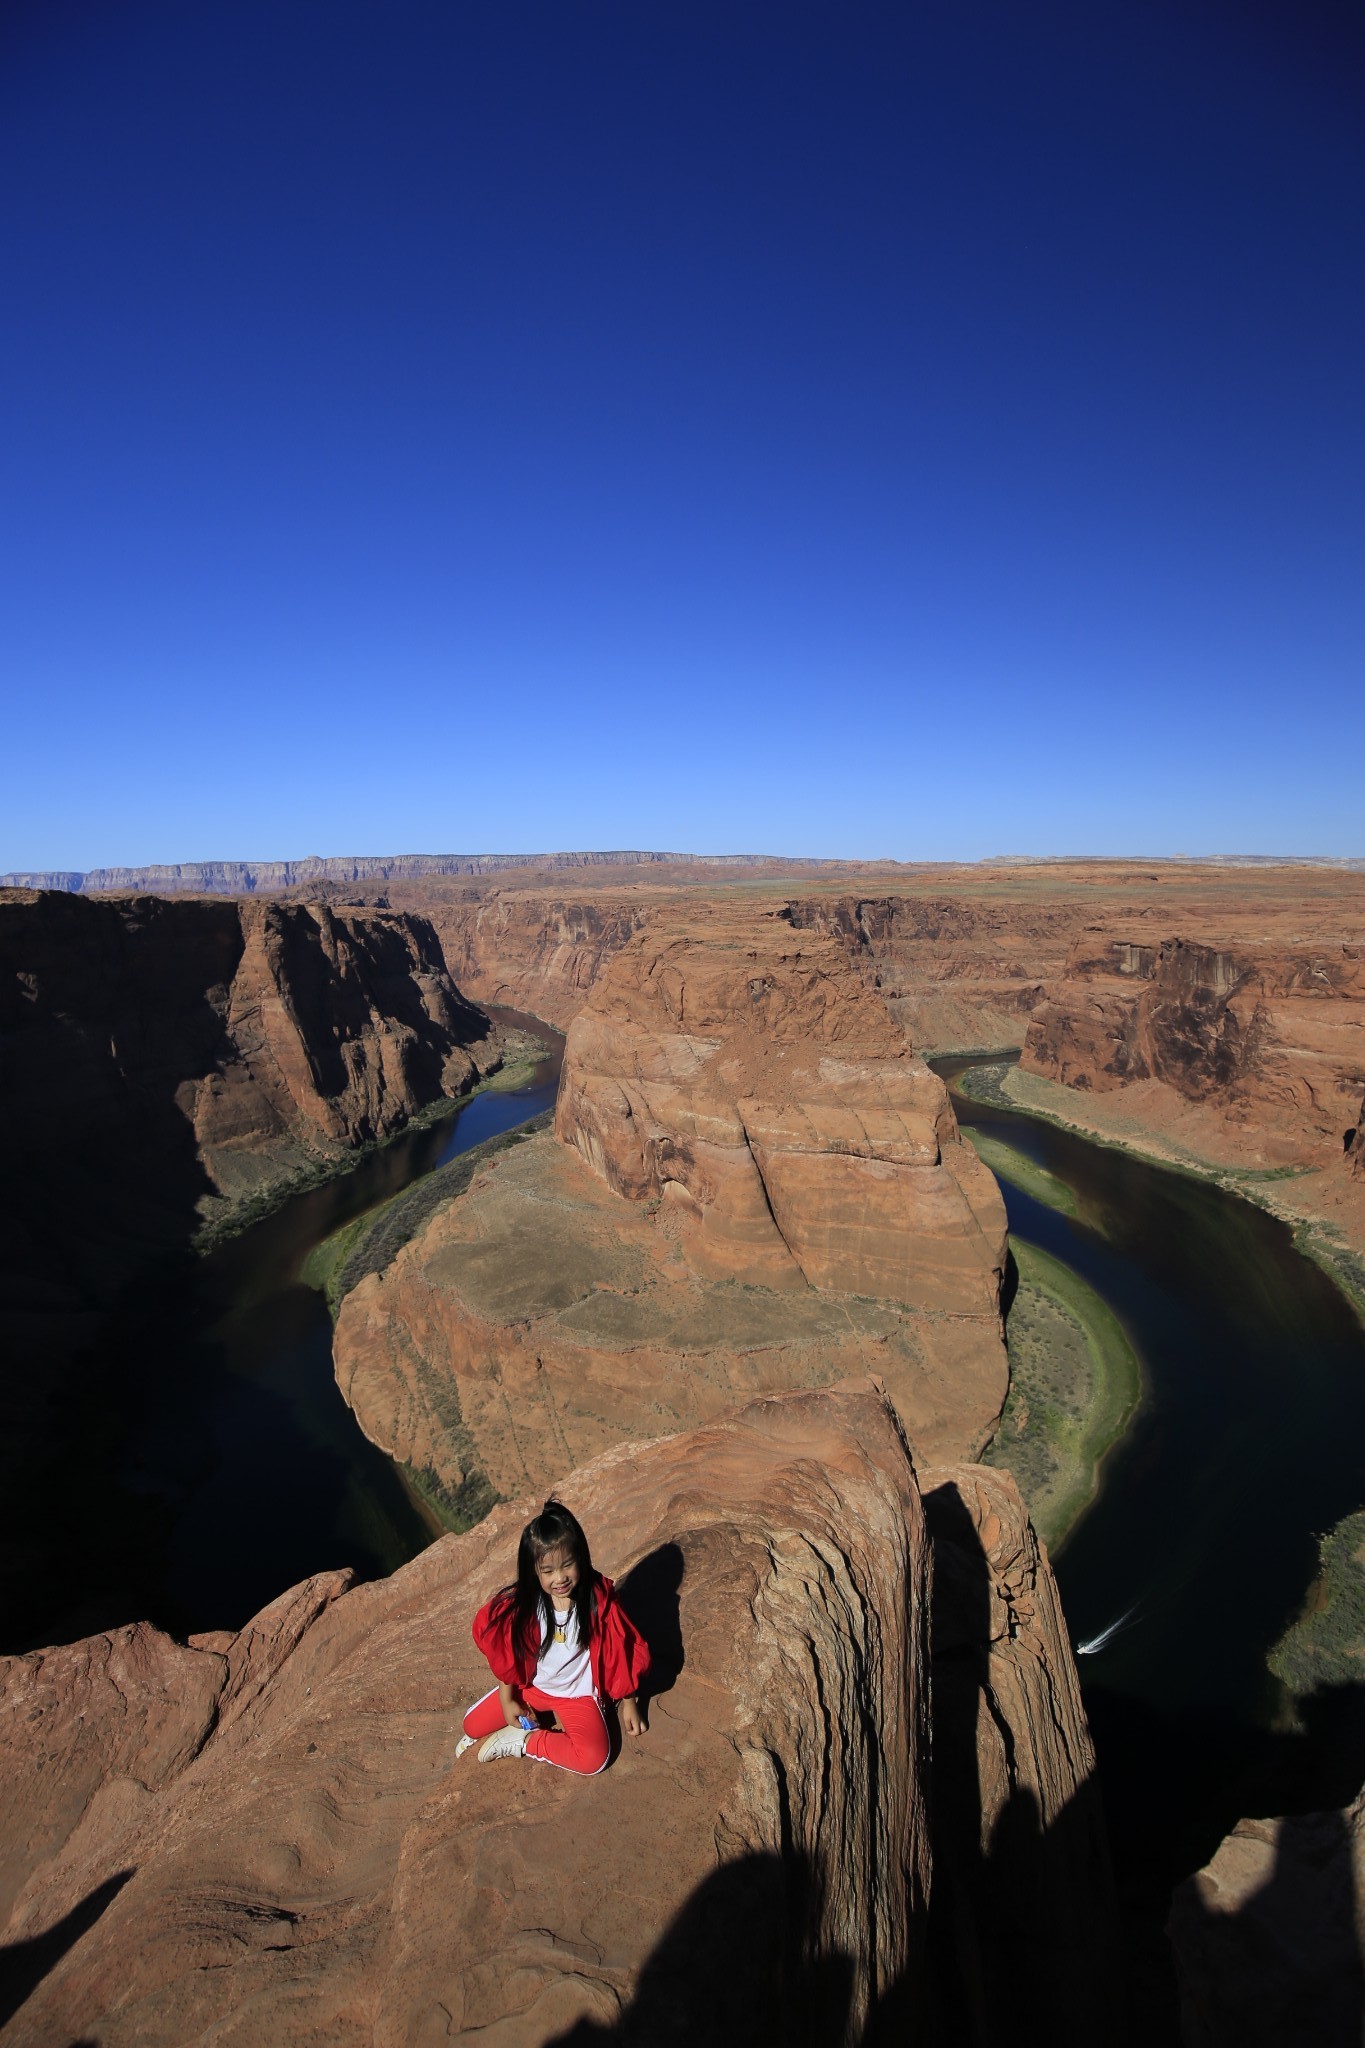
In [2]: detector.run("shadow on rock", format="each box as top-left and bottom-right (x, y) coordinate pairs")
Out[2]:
(1165, 1683), (1365, 2048)
(617, 1541), (685, 1711)
(545, 1851), (856, 2048)
(0, 1870), (134, 2031)
(919, 1477), (1121, 2048)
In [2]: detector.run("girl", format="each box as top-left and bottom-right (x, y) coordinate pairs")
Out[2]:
(463, 1497), (651, 1772)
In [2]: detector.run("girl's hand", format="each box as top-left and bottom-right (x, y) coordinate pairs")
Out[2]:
(498, 1683), (524, 1729)
(619, 1695), (645, 1738)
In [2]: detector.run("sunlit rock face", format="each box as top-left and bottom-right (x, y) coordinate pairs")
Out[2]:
(555, 903), (1007, 1312)
(0, 1383), (1112, 2048)
(1024, 930), (1365, 1166)
(0, 1386), (934, 2047)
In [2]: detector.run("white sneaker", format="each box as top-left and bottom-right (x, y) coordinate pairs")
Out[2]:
(477, 1725), (529, 1763)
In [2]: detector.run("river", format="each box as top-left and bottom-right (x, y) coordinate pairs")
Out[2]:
(24, 1012), (563, 1655)
(937, 1054), (1365, 1912)
(24, 1023), (1364, 1940)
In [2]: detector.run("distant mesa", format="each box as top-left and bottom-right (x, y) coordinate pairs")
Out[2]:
(0, 849), (887, 895)
(5, 846), (1363, 896)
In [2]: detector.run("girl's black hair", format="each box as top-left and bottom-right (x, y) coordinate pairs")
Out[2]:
(499, 1498), (599, 1668)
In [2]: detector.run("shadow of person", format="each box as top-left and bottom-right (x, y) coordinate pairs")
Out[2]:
(616, 1542), (685, 1712)
(544, 1851), (855, 2048)
(0, 1870), (134, 2031)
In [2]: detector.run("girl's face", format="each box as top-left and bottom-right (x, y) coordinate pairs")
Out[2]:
(535, 1545), (579, 1605)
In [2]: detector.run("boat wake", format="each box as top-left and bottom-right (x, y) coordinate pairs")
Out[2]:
(1076, 1603), (1141, 1656)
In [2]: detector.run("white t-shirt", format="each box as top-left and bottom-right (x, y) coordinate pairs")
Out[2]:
(533, 1605), (594, 1698)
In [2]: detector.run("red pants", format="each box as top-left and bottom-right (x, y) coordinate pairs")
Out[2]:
(463, 1685), (610, 1775)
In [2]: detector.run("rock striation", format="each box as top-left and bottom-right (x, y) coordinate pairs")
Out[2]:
(0, 1383), (1108, 2048)
(1024, 931), (1365, 1169)
(556, 905), (1005, 1310)
(0, 1385), (934, 2047)
(431, 890), (652, 1028)
(0, 888), (502, 1236)
(333, 905), (1008, 1510)
(784, 894), (1076, 1054)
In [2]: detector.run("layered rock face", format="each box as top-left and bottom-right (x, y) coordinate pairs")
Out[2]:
(784, 894), (1078, 1053)
(0, 1386), (935, 2047)
(1167, 1790), (1365, 2047)
(1024, 931), (1365, 1169)
(555, 905), (1006, 1310)
(0, 1384), (1107, 2048)
(334, 906), (1008, 1508)
(0, 888), (501, 1236)
(428, 889), (651, 1028)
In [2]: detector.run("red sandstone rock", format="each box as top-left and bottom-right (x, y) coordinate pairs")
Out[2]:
(334, 1127), (1009, 1508)
(1167, 1788), (1365, 2047)
(555, 905), (1006, 1314)
(0, 888), (503, 1632)
(1024, 929), (1365, 1171)
(0, 1385), (936, 2047)
(424, 889), (651, 1028)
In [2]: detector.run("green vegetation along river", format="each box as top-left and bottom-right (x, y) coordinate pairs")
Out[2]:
(936, 1053), (1365, 1933)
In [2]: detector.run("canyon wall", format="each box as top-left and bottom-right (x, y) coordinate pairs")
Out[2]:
(0, 1383), (1109, 2047)
(0, 888), (502, 1239)
(1024, 931), (1365, 1167)
(429, 889), (652, 1028)
(0, 888), (502, 1643)
(783, 893), (1077, 1052)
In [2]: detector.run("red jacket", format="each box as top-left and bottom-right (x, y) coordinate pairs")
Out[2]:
(472, 1575), (651, 1701)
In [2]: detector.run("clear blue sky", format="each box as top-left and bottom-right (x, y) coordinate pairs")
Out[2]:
(2, 0), (1362, 868)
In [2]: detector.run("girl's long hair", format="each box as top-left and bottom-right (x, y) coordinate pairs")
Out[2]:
(497, 1498), (599, 1669)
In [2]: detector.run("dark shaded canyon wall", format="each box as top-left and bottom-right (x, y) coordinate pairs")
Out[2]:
(1167, 1789), (1365, 2048)
(0, 1384), (1113, 2048)
(0, 888), (499, 1261)
(0, 889), (499, 1639)
(1024, 932), (1365, 1162)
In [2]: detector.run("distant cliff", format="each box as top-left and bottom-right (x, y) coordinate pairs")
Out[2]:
(0, 850), (862, 895)
(1023, 931), (1365, 1165)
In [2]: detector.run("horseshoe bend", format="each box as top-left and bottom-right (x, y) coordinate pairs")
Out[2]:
(2, 856), (1364, 2046)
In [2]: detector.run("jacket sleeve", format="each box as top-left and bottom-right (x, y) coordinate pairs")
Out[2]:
(599, 1597), (652, 1700)
(471, 1595), (521, 1687)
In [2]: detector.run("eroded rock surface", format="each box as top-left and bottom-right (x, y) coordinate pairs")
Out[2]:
(555, 906), (1005, 1312)
(1167, 1789), (1365, 2048)
(1025, 930), (1365, 1171)
(335, 1127), (1007, 1510)
(0, 1385), (935, 2047)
